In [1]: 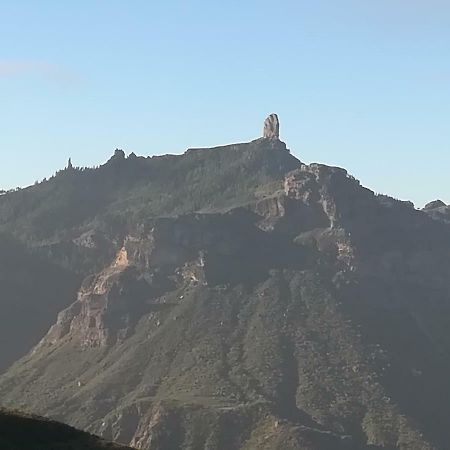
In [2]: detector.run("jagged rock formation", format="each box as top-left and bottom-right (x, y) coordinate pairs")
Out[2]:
(263, 113), (280, 139)
(1, 138), (450, 449)
(0, 408), (132, 449)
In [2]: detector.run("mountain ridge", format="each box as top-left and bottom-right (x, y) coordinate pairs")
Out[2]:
(0, 138), (299, 373)
(1, 136), (450, 449)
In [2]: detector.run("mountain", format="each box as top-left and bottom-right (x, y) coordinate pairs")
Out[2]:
(0, 408), (132, 450)
(0, 138), (298, 372)
(1, 125), (450, 450)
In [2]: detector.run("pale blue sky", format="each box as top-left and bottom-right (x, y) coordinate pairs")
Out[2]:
(1, 0), (449, 206)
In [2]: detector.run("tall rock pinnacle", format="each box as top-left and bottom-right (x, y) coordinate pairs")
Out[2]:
(263, 113), (280, 139)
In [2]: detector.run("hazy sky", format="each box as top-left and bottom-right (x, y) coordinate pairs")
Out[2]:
(1, 0), (449, 206)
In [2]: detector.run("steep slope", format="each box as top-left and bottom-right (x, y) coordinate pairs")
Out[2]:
(0, 138), (298, 369)
(0, 233), (80, 372)
(0, 408), (132, 450)
(2, 145), (450, 450)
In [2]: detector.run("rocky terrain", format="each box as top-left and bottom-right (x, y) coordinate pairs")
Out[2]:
(1, 118), (450, 449)
(423, 200), (450, 224)
(0, 408), (132, 450)
(0, 136), (298, 373)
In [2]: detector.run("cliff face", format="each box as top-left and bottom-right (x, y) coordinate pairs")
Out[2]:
(1, 142), (450, 450)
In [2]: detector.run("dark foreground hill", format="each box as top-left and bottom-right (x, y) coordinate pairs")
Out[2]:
(0, 408), (132, 450)
(1, 132), (450, 450)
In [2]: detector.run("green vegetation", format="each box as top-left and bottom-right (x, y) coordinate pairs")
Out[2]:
(0, 140), (299, 242)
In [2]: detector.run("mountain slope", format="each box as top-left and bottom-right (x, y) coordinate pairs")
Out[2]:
(0, 408), (132, 450)
(0, 138), (297, 370)
(0, 139), (299, 245)
(0, 233), (80, 372)
(1, 138), (450, 449)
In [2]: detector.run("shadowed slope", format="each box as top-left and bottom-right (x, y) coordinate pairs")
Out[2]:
(0, 408), (132, 450)
(0, 233), (80, 372)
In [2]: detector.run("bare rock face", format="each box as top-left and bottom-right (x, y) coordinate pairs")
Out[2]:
(283, 164), (356, 229)
(263, 114), (280, 139)
(38, 215), (269, 350)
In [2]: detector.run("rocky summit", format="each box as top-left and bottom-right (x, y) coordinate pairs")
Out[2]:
(422, 200), (450, 224)
(263, 113), (280, 139)
(1, 122), (450, 450)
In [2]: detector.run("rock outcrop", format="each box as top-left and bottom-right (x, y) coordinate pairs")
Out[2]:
(38, 211), (302, 350)
(109, 149), (126, 162)
(263, 113), (280, 139)
(423, 199), (446, 210)
(423, 200), (450, 224)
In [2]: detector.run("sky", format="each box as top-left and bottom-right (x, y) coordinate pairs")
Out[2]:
(1, 0), (449, 207)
